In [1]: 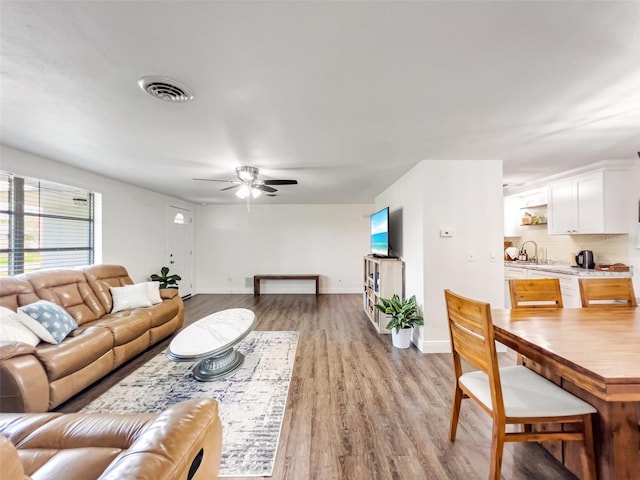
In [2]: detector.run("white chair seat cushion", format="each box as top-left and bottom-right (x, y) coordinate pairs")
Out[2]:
(460, 365), (596, 418)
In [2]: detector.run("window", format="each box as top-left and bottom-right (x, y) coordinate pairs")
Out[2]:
(0, 171), (95, 276)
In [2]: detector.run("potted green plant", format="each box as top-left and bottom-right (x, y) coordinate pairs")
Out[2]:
(374, 294), (424, 348)
(150, 266), (181, 289)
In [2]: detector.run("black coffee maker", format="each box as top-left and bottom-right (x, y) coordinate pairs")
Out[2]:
(575, 250), (595, 269)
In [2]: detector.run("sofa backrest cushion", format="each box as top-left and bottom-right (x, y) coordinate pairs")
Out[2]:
(23, 269), (106, 326)
(83, 265), (134, 313)
(0, 277), (39, 311)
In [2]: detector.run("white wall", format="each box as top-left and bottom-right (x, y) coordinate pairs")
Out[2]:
(194, 203), (372, 294)
(376, 161), (426, 310)
(376, 160), (504, 353)
(0, 145), (194, 283)
(629, 161), (640, 299)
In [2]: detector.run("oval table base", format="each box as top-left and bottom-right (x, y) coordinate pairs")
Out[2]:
(192, 348), (245, 381)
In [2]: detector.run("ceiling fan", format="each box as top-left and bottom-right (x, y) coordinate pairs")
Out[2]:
(193, 166), (298, 201)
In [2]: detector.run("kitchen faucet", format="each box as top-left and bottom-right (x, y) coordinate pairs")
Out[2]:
(520, 240), (538, 263)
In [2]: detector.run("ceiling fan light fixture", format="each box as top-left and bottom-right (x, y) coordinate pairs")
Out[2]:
(251, 187), (262, 199)
(236, 184), (251, 199)
(236, 166), (259, 182)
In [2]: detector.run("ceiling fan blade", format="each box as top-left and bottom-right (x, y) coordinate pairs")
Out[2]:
(220, 184), (240, 191)
(193, 178), (236, 183)
(266, 194), (277, 197)
(263, 179), (298, 186)
(255, 184), (278, 193)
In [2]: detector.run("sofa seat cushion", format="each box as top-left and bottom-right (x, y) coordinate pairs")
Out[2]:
(146, 300), (180, 328)
(95, 310), (153, 346)
(34, 327), (113, 382)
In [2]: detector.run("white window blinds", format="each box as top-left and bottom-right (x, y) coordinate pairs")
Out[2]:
(0, 171), (95, 276)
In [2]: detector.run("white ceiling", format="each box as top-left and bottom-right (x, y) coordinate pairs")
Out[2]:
(1, 1), (639, 205)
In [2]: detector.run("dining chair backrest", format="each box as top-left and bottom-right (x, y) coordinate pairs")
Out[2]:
(578, 278), (637, 308)
(445, 289), (504, 414)
(509, 278), (563, 309)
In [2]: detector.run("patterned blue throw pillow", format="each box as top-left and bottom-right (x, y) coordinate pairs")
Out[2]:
(17, 300), (78, 344)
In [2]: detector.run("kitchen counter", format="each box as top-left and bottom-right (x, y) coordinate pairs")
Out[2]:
(504, 262), (632, 277)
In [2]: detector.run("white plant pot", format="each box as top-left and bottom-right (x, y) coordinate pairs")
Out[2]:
(391, 327), (412, 348)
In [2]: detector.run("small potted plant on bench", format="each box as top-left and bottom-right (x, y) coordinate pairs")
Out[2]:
(375, 294), (424, 348)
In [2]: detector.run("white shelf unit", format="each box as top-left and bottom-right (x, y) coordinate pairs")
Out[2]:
(363, 256), (404, 334)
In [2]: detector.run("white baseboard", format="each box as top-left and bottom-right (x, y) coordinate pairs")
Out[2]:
(193, 288), (362, 295)
(417, 339), (451, 353)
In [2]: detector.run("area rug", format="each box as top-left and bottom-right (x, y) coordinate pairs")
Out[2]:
(81, 330), (299, 477)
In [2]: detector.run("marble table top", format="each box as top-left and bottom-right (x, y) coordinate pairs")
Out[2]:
(168, 308), (256, 360)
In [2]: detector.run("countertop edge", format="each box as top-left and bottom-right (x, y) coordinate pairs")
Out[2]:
(504, 262), (633, 277)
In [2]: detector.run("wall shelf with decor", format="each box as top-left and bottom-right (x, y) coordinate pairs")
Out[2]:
(520, 203), (547, 226)
(363, 256), (403, 334)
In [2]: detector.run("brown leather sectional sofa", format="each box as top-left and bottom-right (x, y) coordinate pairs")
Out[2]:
(0, 398), (222, 479)
(0, 265), (184, 413)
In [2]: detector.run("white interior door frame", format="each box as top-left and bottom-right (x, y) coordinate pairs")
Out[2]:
(168, 205), (193, 298)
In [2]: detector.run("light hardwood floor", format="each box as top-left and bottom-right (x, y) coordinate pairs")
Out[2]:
(58, 294), (578, 480)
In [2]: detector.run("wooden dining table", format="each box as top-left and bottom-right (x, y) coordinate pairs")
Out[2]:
(491, 306), (640, 480)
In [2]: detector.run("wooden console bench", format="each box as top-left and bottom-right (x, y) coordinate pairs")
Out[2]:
(253, 274), (320, 296)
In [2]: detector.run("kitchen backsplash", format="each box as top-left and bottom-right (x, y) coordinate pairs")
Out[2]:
(505, 228), (629, 266)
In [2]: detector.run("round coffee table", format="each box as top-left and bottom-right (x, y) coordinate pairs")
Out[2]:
(167, 308), (256, 381)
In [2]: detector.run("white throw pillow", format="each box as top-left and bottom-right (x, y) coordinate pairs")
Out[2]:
(146, 282), (163, 305)
(0, 306), (40, 346)
(17, 301), (77, 344)
(110, 283), (153, 313)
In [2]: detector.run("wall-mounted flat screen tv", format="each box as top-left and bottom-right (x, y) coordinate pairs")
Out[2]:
(370, 207), (390, 257)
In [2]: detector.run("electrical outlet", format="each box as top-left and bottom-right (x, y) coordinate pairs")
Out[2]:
(467, 250), (475, 262)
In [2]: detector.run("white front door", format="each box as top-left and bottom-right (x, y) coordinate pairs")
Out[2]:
(168, 205), (193, 298)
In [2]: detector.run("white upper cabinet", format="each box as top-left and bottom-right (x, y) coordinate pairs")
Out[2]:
(503, 195), (522, 236)
(547, 170), (630, 235)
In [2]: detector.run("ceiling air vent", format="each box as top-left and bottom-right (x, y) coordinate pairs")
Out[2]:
(138, 76), (194, 103)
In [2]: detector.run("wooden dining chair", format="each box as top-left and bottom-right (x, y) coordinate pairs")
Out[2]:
(509, 278), (564, 309)
(509, 278), (563, 367)
(444, 289), (597, 480)
(578, 277), (637, 308)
